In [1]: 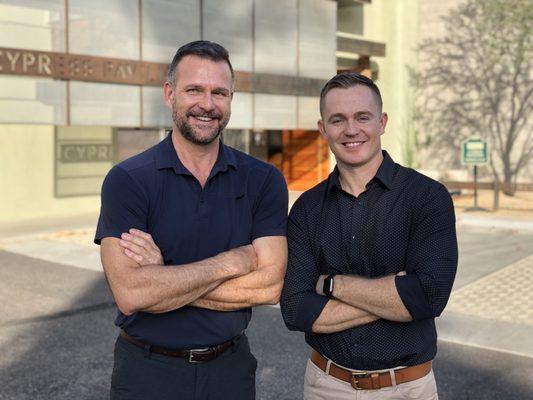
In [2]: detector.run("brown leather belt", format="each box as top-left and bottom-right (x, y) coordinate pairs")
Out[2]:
(119, 330), (240, 363)
(310, 349), (432, 390)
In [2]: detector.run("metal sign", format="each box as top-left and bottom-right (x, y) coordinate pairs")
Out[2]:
(0, 46), (326, 96)
(462, 137), (489, 165)
(60, 143), (113, 163)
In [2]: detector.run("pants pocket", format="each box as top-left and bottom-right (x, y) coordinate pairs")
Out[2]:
(396, 370), (438, 400)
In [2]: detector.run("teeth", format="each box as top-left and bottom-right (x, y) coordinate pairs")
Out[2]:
(195, 116), (213, 122)
(344, 142), (363, 148)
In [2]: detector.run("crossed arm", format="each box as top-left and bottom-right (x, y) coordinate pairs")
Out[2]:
(102, 229), (287, 314)
(280, 200), (412, 335)
(281, 184), (457, 336)
(311, 273), (411, 334)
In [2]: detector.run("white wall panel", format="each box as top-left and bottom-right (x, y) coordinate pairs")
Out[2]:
(69, 0), (139, 59)
(142, 0), (200, 63)
(0, 76), (66, 124)
(0, 0), (65, 51)
(70, 82), (140, 126)
(226, 92), (253, 130)
(142, 86), (171, 127)
(254, 0), (298, 76)
(299, 0), (337, 79)
(203, 0), (253, 72)
(254, 94), (297, 130)
(298, 96), (320, 130)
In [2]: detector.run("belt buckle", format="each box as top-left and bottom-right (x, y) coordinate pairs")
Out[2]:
(188, 351), (199, 363)
(351, 372), (369, 390)
(188, 348), (209, 363)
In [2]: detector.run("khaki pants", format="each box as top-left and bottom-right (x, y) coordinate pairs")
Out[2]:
(304, 359), (439, 400)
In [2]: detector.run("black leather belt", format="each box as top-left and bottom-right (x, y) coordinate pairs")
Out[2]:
(119, 330), (241, 363)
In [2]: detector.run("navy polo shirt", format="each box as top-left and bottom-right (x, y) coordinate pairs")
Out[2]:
(95, 132), (288, 349)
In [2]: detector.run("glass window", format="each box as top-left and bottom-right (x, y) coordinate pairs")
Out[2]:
(0, 75), (66, 124)
(299, 0), (337, 79)
(202, 0), (253, 72)
(142, 0), (200, 63)
(70, 81), (140, 126)
(254, 94), (297, 130)
(69, 0), (139, 59)
(0, 0), (65, 51)
(254, 0), (298, 76)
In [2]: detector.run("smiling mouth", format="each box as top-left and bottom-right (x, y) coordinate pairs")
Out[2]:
(194, 116), (215, 122)
(188, 112), (221, 123)
(343, 141), (365, 148)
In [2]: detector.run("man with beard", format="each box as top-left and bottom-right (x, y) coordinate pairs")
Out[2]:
(95, 41), (288, 400)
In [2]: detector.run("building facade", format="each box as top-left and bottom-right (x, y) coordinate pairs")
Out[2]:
(0, 0), (416, 223)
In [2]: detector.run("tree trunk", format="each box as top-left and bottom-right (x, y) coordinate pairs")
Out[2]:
(502, 163), (516, 196)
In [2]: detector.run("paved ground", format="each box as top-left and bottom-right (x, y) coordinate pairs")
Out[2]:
(1, 212), (533, 399)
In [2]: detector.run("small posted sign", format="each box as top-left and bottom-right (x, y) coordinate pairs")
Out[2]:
(462, 137), (489, 165)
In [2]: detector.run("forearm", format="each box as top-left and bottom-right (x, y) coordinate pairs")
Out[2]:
(312, 300), (380, 334)
(123, 259), (238, 314)
(191, 236), (287, 311)
(102, 238), (252, 315)
(334, 274), (412, 322)
(191, 269), (283, 311)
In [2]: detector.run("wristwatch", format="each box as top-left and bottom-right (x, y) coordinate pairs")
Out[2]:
(323, 274), (335, 299)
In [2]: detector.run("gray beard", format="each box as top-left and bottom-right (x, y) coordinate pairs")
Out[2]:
(172, 103), (229, 146)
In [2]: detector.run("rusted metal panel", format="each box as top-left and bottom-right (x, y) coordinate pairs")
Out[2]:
(0, 46), (327, 96)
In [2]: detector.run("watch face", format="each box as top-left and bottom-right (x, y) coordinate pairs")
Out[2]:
(324, 275), (334, 298)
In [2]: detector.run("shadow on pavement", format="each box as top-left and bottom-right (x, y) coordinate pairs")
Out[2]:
(1, 251), (532, 400)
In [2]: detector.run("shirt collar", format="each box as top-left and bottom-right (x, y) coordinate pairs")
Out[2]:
(374, 150), (394, 189)
(155, 131), (237, 175)
(327, 150), (395, 193)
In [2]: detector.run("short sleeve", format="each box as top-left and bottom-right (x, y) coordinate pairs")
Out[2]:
(94, 166), (148, 245)
(251, 167), (288, 240)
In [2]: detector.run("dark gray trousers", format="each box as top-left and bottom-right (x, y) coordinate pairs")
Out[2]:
(110, 334), (257, 400)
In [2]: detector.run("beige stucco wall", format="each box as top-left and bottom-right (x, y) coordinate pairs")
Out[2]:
(0, 125), (104, 223)
(359, 0), (420, 166)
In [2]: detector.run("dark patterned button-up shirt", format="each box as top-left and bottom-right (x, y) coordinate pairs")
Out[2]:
(280, 151), (458, 370)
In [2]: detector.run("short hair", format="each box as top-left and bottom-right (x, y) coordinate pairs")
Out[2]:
(167, 40), (234, 87)
(319, 72), (383, 117)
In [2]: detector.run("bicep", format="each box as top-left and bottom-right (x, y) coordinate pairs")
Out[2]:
(252, 235), (287, 276)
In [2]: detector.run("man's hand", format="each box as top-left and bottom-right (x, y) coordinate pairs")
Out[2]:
(119, 229), (164, 266)
(119, 229), (256, 275)
(316, 274), (328, 296)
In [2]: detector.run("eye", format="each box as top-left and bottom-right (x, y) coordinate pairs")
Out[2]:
(213, 90), (230, 98)
(186, 88), (200, 94)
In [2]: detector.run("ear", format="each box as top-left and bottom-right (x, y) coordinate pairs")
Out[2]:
(163, 81), (174, 109)
(318, 119), (327, 139)
(379, 112), (388, 135)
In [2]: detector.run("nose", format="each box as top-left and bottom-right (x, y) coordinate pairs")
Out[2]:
(198, 92), (215, 111)
(344, 120), (359, 136)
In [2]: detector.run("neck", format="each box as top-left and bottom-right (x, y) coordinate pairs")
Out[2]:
(337, 151), (383, 197)
(171, 129), (220, 187)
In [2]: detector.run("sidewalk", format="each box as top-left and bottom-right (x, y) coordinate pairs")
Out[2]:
(1, 204), (533, 358)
